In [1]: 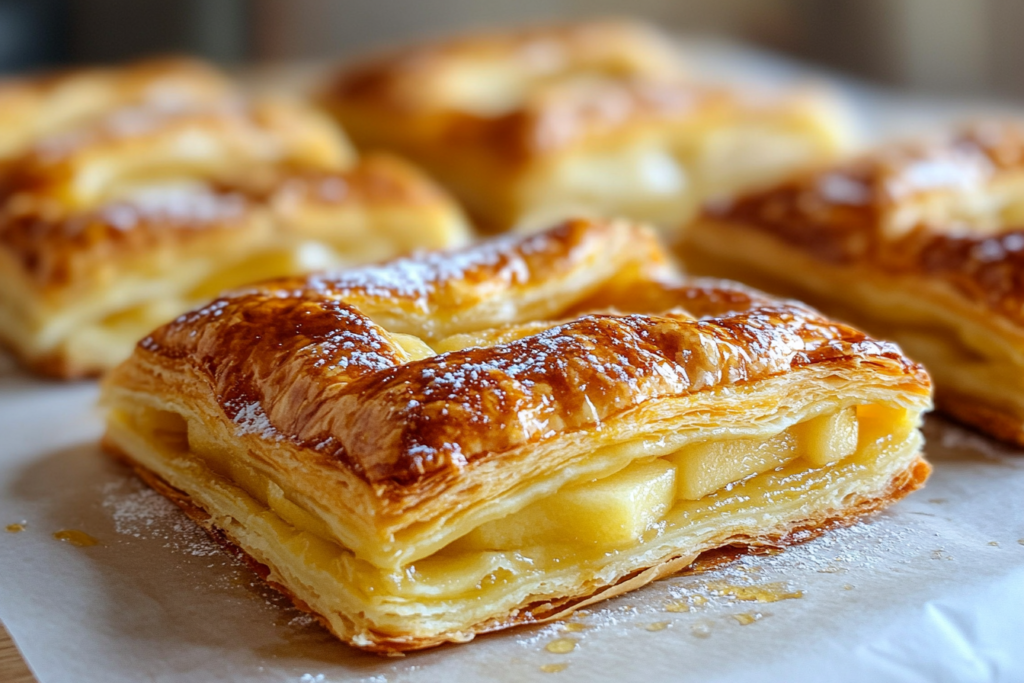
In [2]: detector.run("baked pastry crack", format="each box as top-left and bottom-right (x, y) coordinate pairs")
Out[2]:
(685, 121), (1024, 444)
(0, 59), (470, 378)
(101, 218), (931, 653)
(319, 20), (850, 233)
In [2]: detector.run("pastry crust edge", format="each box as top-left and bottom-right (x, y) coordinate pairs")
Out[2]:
(935, 390), (1024, 447)
(684, 216), (1024, 447)
(103, 439), (930, 655)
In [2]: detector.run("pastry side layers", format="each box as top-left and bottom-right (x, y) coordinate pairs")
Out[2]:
(686, 121), (1024, 444)
(0, 59), (470, 378)
(320, 19), (849, 232)
(102, 219), (932, 652)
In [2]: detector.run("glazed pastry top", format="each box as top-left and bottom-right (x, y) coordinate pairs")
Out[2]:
(134, 219), (929, 487)
(707, 122), (1024, 326)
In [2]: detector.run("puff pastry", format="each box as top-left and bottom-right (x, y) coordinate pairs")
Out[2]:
(101, 218), (931, 653)
(0, 66), (470, 378)
(0, 57), (232, 160)
(685, 121), (1024, 445)
(319, 20), (849, 233)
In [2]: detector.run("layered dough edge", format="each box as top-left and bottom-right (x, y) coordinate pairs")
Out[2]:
(685, 218), (1024, 445)
(102, 366), (928, 653)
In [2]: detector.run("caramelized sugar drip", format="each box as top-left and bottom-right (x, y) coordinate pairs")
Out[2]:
(732, 612), (765, 625)
(545, 638), (578, 654)
(5, 523), (25, 533)
(540, 663), (570, 673)
(52, 529), (99, 547)
(705, 581), (804, 603)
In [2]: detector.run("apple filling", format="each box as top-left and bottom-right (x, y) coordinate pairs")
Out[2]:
(686, 226), (1024, 418)
(104, 399), (919, 638)
(116, 402), (905, 565)
(460, 458), (678, 550)
(456, 407), (863, 553)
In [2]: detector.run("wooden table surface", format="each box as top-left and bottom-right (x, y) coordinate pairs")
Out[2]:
(1, 623), (37, 683)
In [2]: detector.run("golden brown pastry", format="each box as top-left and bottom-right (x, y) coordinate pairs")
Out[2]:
(685, 121), (1024, 445)
(0, 81), (470, 378)
(101, 218), (931, 654)
(319, 20), (849, 233)
(0, 58), (232, 160)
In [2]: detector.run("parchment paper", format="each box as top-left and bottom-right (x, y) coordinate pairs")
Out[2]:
(2, 42), (1024, 683)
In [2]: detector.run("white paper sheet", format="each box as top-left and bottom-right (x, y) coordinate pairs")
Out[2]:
(3, 44), (1024, 682)
(2, 364), (1024, 683)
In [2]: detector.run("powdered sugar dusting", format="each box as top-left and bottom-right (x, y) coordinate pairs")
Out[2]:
(100, 478), (223, 558)
(887, 147), (993, 199)
(515, 514), (934, 649)
(226, 398), (281, 440)
(308, 230), (546, 305)
(97, 186), (248, 232)
(32, 100), (248, 162)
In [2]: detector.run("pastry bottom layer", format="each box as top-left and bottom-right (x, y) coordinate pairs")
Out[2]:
(102, 416), (928, 654)
(684, 220), (1024, 446)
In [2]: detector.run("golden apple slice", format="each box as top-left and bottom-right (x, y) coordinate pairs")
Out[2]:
(390, 333), (435, 360)
(794, 407), (858, 466)
(460, 458), (676, 550)
(668, 431), (799, 501)
(137, 408), (189, 450)
(266, 481), (335, 541)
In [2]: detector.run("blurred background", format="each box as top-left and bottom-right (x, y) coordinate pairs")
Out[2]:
(1, 0), (1020, 101)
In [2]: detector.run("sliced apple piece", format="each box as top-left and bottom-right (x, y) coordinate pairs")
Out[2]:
(189, 248), (300, 300)
(137, 408), (189, 450)
(856, 404), (913, 444)
(390, 333), (435, 361)
(266, 481), (336, 541)
(793, 407), (858, 466)
(185, 420), (274, 505)
(460, 458), (676, 550)
(668, 431), (798, 501)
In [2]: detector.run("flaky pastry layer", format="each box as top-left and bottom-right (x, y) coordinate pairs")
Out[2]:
(102, 219), (931, 652)
(685, 121), (1024, 444)
(103, 415), (928, 653)
(0, 60), (470, 378)
(320, 20), (849, 232)
(0, 57), (231, 160)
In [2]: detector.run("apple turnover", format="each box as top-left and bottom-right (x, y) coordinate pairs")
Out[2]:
(0, 88), (469, 378)
(319, 20), (849, 233)
(101, 218), (931, 653)
(0, 57), (232, 160)
(686, 121), (1024, 445)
